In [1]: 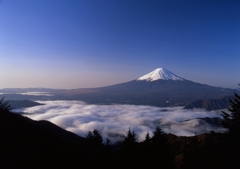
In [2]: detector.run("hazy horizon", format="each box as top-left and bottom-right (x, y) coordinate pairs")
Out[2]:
(0, 71), (239, 90)
(1, 0), (239, 89)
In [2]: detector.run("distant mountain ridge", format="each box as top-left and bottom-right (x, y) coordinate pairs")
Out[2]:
(184, 96), (233, 110)
(0, 68), (238, 107)
(51, 68), (238, 107)
(7, 100), (43, 109)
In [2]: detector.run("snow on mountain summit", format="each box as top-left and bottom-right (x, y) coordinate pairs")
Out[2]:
(137, 68), (184, 81)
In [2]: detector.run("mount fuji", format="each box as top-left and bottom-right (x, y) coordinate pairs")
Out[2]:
(137, 68), (184, 81)
(51, 68), (238, 107)
(1, 68), (237, 107)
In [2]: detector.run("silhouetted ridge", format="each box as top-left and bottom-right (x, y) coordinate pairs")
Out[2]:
(0, 103), (86, 168)
(7, 99), (43, 109)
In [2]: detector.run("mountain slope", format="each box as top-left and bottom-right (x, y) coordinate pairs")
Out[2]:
(53, 68), (237, 107)
(184, 96), (233, 110)
(1, 68), (237, 107)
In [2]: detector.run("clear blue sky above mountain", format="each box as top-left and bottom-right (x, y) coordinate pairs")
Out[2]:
(0, 0), (239, 89)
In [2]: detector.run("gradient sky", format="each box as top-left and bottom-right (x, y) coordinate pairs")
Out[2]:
(0, 0), (239, 89)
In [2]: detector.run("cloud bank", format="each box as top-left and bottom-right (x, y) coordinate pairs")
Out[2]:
(17, 92), (53, 96)
(15, 101), (226, 142)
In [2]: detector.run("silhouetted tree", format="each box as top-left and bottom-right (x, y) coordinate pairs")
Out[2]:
(123, 128), (138, 145)
(0, 97), (11, 113)
(152, 126), (165, 144)
(121, 128), (139, 168)
(143, 132), (151, 144)
(104, 138), (112, 156)
(86, 129), (103, 147)
(151, 126), (173, 168)
(221, 88), (240, 136)
(221, 86), (240, 169)
(105, 138), (111, 146)
(122, 128), (138, 154)
(141, 131), (153, 165)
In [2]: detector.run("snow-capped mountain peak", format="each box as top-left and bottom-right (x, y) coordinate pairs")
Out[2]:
(137, 68), (184, 81)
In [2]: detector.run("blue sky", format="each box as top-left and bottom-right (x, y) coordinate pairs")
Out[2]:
(0, 0), (239, 89)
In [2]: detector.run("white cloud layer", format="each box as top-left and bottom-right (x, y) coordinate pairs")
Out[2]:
(15, 100), (226, 142)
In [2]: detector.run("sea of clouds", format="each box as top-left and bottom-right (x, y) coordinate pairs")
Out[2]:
(14, 100), (227, 142)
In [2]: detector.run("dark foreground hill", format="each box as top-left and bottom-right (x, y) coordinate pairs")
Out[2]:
(1, 108), (240, 169)
(0, 108), (86, 169)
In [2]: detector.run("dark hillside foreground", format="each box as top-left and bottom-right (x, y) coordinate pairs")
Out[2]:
(1, 95), (240, 169)
(0, 99), (87, 169)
